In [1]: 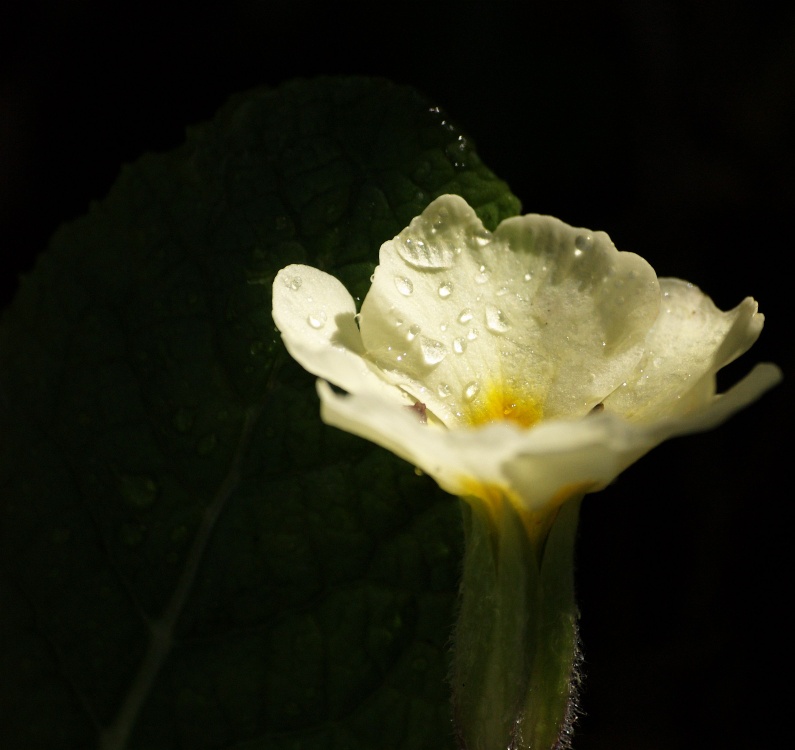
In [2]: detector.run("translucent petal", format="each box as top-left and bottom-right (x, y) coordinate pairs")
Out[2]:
(603, 279), (765, 421)
(319, 362), (780, 514)
(272, 265), (404, 400)
(358, 195), (660, 427)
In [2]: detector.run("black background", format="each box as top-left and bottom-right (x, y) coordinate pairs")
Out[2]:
(1, 2), (791, 748)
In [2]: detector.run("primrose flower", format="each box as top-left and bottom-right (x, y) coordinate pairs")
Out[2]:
(272, 195), (779, 528)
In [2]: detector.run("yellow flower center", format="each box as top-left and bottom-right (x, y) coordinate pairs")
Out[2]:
(465, 383), (544, 429)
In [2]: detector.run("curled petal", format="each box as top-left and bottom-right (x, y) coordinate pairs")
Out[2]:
(604, 279), (766, 420)
(273, 264), (405, 401)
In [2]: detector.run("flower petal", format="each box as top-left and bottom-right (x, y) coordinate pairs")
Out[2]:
(317, 377), (646, 513)
(357, 195), (660, 427)
(318, 362), (780, 515)
(603, 278), (766, 420)
(272, 265), (404, 400)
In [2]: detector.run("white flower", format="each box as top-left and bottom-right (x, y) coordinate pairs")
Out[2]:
(272, 195), (779, 531)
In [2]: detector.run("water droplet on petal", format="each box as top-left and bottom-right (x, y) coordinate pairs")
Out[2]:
(474, 232), (490, 248)
(284, 275), (302, 290)
(453, 338), (467, 354)
(406, 324), (421, 341)
(466, 328), (479, 341)
(438, 282), (453, 298)
(420, 337), (447, 365)
(398, 236), (455, 269)
(438, 383), (451, 399)
(307, 311), (327, 329)
(496, 286), (509, 297)
(523, 273), (532, 282)
(395, 276), (414, 296)
(485, 304), (510, 333)
(458, 308), (474, 324)
(474, 265), (489, 284)
(575, 234), (593, 253)
(464, 382), (480, 401)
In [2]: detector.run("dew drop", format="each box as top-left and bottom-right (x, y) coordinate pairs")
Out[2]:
(523, 273), (532, 282)
(395, 276), (414, 296)
(283, 275), (302, 291)
(496, 286), (509, 297)
(575, 234), (593, 253)
(474, 232), (491, 248)
(485, 304), (510, 333)
(458, 308), (474, 324)
(398, 236), (455, 269)
(464, 382), (481, 401)
(474, 265), (489, 284)
(438, 281), (453, 298)
(307, 311), (327, 329)
(466, 328), (479, 341)
(406, 324), (421, 341)
(453, 337), (467, 354)
(420, 337), (447, 365)
(437, 383), (452, 399)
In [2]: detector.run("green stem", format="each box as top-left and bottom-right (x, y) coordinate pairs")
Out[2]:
(451, 495), (582, 750)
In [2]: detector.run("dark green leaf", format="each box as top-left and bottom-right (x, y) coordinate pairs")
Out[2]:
(0, 77), (519, 749)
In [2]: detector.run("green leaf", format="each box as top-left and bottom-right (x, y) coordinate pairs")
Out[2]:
(0, 77), (520, 749)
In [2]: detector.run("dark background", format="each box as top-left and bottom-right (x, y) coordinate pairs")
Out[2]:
(1, 1), (791, 748)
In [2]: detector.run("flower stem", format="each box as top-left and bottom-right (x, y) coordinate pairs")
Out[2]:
(451, 495), (582, 750)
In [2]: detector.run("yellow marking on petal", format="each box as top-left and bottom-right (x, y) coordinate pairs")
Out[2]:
(465, 382), (544, 429)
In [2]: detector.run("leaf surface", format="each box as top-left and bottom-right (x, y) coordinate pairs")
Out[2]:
(0, 77), (519, 749)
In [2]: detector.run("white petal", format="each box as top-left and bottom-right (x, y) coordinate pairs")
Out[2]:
(318, 361), (780, 515)
(640, 362), (781, 440)
(318, 378), (648, 512)
(604, 278), (766, 420)
(357, 195), (660, 427)
(272, 265), (403, 400)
